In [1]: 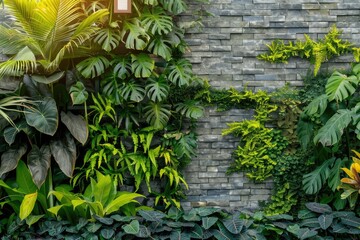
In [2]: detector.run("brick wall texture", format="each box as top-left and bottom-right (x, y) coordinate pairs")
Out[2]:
(180, 0), (360, 210)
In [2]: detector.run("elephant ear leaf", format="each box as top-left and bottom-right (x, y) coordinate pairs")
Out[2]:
(24, 97), (58, 136)
(27, 145), (51, 188)
(314, 109), (354, 146)
(50, 132), (76, 178)
(326, 71), (359, 102)
(0, 144), (27, 178)
(61, 111), (88, 145)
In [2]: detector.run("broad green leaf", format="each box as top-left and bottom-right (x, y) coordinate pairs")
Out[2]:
(194, 207), (221, 217)
(318, 214), (333, 230)
(314, 109), (354, 146)
(300, 218), (320, 228)
(328, 158), (343, 191)
(144, 102), (171, 129)
(190, 223), (203, 239)
(202, 217), (218, 230)
(104, 192), (143, 215)
(298, 209), (317, 220)
(94, 28), (121, 52)
(16, 160), (37, 194)
(91, 172), (113, 206)
(25, 214), (43, 227)
(222, 215), (243, 234)
(302, 158), (335, 194)
(138, 210), (166, 222)
(305, 202), (332, 214)
(77, 56), (110, 79)
(137, 225), (151, 238)
(146, 76), (169, 102)
(341, 215), (360, 227)
(24, 97), (59, 136)
(94, 215), (114, 225)
(297, 228), (318, 240)
(332, 223), (347, 233)
(167, 206), (183, 221)
(50, 132), (76, 178)
(303, 94), (328, 116)
(69, 81), (88, 105)
(120, 80), (146, 102)
(175, 100), (204, 119)
(297, 117), (315, 150)
(27, 145), (51, 188)
(326, 71), (359, 102)
(141, 7), (173, 35)
(31, 71), (65, 84)
(121, 19), (150, 50)
(86, 223), (102, 233)
(61, 111), (88, 145)
(47, 205), (65, 216)
(3, 120), (31, 145)
(167, 59), (193, 87)
(131, 53), (155, 78)
(19, 192), (37, 220)
(122, 220), (140, 235)
(0, 144), (27, 178)
(144, 0), (158, 5)
(101, 228), (115, 239)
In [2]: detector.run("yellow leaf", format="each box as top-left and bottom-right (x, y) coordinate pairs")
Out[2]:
(20, 192), (38, 221)
(340, 178), (358, 185)
(342, 167), (355, 179)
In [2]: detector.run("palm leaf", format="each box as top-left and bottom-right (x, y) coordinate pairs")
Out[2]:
(0, 26), (28, 54)
(0, 46), (37, 77)
(144, 102), (171, 129)
(326, 71), (359, 102)
(141, 7), (173, 35)
(145, 76), (169, 102)
(121, 18), (150, 50)
(77, 56), (110, 78)
(167, 59), (193, 87)
(314, 108), (354, 146)
(131, 53), (155, 78)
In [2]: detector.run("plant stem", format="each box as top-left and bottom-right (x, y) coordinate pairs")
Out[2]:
(48, 168), (54, 209)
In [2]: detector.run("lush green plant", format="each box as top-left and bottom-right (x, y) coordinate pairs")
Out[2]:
(258, 25), (354, 75)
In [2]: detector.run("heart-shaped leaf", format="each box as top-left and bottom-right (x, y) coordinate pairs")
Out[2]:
(61, 111), (88, 145)
(50, 132), (76, 178)
(25, 97), (58, 136)
(0, 144), (27, 178)
(27, 145), (51, 188)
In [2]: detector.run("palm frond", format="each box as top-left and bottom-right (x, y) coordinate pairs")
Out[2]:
(4, 0), (37, 36)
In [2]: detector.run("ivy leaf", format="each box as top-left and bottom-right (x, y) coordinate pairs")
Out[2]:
(167, 59), (193, 87)
(302, 158), (335, 194)
(27, 145), (51, 188)
(131, 53), (155, 78)
(120, 80), (146, 102)
(314, 109), (354, 146)
(144, 102), (171, 129)
(326, 71), (359, 102)
(94, 28), (121, 52)
(141, 7), (173, 35)
(121, 19), (150, 50)
(146, 76), (169, 102)
(77, 56), (110, 79)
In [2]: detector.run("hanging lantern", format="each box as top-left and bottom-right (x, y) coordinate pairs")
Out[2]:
(114, 0), (131, 13)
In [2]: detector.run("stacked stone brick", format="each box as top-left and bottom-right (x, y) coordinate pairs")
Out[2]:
(181, 0), (360, 210)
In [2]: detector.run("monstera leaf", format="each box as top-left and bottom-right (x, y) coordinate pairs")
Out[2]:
(112, 56), (132, 80)
(302, 158), (335, 194)
(69, 81), (88, 105)
(326, 71), (359, 102)
(50, 132), (76, 178)
(141, 7), (173, 35)
(144, 102), (171, 129)
(314, 108), (354, 146)
(175, 100), (204, 119)
(94, 28), (121, 52)
(167, 59), (193, 87)
(303, 94), (328, 116)
(147, 36), (172, 61)
(120, 80), (146, 102)
(131, 53), (155, 78)
(77, 56), (110, 79)
(158, 0), (187, 15)
(146, 76), (169, 102)
(27, 145), (51, 188)
(121, 19), (150, 50)
(24, 97), (59, 136)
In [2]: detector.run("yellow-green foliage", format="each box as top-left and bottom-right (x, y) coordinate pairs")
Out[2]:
(258, 25), (354, 75)
(264, 183), (297, 216)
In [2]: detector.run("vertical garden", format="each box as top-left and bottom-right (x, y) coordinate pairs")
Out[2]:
(0, 0), (360, 239)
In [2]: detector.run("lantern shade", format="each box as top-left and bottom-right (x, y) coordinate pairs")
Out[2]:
(114, 0), (131, 13)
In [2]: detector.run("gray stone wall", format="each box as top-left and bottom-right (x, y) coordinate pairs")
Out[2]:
(181, 0), (360, 210)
